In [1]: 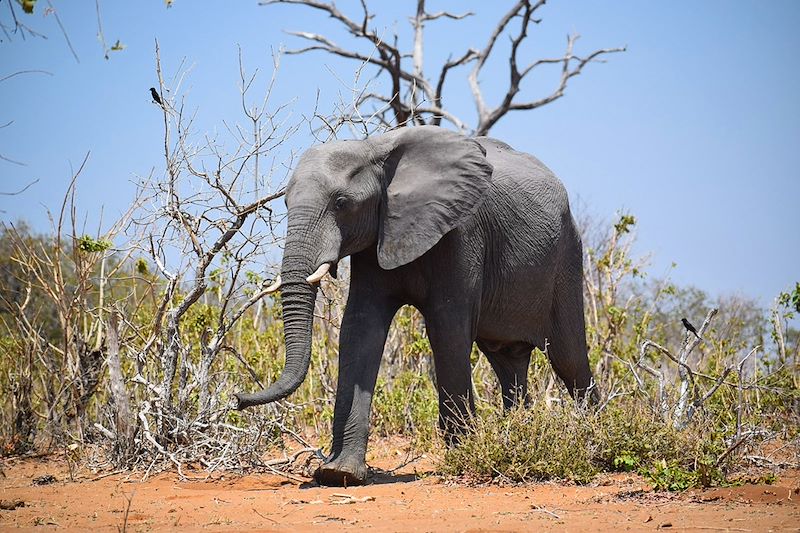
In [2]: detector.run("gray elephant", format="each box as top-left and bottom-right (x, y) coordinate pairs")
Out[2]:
(234, 126), (594, 486)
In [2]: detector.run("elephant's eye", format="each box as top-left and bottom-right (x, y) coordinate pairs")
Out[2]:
(333, 196), (350, 211)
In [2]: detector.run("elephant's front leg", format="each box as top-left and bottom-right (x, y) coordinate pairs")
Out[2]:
(314, 293), (399, 486)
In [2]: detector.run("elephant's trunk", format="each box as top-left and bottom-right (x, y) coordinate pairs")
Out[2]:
(234, 240), (319, 410)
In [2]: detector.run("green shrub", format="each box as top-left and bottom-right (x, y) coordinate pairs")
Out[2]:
(441, 402), (598, 483)
(645, 460), (697, 491)
(440, 399), (733, 490)
(372, 371), (438, 448)
(594, 402), (690, 472)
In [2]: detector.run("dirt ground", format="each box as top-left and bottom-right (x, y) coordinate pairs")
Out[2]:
(1, 441), (798, 532)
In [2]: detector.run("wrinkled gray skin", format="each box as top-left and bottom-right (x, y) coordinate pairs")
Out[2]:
(234, 126), (594, 486)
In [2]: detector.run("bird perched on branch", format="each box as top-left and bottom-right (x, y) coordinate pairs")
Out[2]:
(149, 87), (163, 106)
(681, 317), (700, 339)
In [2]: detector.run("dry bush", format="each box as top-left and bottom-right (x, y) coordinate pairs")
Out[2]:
(0, 162), (138, 453)
(441, 400), (704, 485)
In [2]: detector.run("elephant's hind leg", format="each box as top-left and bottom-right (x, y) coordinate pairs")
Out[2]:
(476, 340), (533, 409)
(546, 273), (597, 403)
(425, 314), (476, 445)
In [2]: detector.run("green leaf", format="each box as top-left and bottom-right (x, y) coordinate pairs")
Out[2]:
(135, 258), (149, 275)
(613, 214), (636, 235)
(20, 0), (37, 15)
(77, 235), (112, 253)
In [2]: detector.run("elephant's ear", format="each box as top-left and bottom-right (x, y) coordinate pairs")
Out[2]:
(376, 126), (493, 270)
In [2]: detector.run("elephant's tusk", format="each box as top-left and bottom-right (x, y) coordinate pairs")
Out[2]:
(306, 263), (331, 284)
(264, 275), (281, 294)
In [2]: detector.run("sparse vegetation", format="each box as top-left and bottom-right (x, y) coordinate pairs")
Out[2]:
(1, 1), (797, 493)
(3, 207), (796, 489)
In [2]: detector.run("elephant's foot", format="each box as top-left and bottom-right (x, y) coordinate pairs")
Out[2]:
(314, 456), (368, 486)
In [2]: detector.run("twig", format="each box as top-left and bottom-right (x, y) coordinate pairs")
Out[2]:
(262, 463), (307, 483)
(45, 0), (79, 63)
(265, 447), (321, 467)
(119, 490), (135, 533)
(252, 508), (278, 523)
(138, 403), (185, 479)
(93, 422), (116, 440)
(0, 178), (39, 194)
(680, 527), (750, 531)
(530, 505), (560, 519)
(90, 470), (125, 482)
(330, 494), (375, 504)
(714, 430), (757, 468)
(0, 69), (53, 83)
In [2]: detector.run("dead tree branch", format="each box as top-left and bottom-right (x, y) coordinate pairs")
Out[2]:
(469, 1), (625, 134)
(265, 0), (624, 135)
(124, 41), (298, 454)
(634, 308), (763, 430)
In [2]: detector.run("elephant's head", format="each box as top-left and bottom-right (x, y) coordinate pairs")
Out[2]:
(234, 126), (493, 408)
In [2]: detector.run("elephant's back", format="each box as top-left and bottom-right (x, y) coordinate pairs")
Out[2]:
(477, 137), (569, 206)
(473, 137), (578, 339)
(476, 136), (572, 247)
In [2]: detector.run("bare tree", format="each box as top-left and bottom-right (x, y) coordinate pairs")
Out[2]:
(89, 42), (313, 475)
(263, 0), (625, 135)
(1, 36), (332, 477)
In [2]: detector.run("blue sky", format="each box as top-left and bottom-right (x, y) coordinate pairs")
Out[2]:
(1, 1), (798, 307)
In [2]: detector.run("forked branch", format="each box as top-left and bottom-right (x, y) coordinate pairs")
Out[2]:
(265, 0), (623, 134)
(469, 1), (626, 135)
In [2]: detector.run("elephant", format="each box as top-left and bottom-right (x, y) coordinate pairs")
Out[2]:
(234, 125), (595, 486)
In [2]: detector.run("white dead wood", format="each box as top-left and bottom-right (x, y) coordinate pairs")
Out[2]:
(634, 308), (766, 436)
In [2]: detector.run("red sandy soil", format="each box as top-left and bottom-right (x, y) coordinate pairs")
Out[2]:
(1, 442), (798, 532)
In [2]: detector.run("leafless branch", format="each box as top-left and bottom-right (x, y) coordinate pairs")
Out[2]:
(633, 308), (765, 430)
(0, 69), (54, 83)
(0, 178), (39, 195)
(672, 308), (717, 425)
(265, 0), (623, 135)
(421, 10), (473, 22)
(44, 0), (79, 63)
(263, 0), (474, 131)
(469, 0), (625, 135)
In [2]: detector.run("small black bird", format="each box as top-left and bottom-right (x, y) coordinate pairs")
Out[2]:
(149, 87), (163, 106)
(681, 317), (700, 339)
